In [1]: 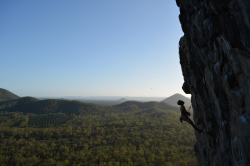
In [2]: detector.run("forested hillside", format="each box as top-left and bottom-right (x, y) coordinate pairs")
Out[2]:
(0, 97), (181, 115)
(114, 101), (179, 113)
(0, 97), (110, 115)
(0, 88), (20, 102)
(0, 97), (197, 166)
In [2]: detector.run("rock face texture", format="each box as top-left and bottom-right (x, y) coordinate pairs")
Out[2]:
(176, 0), (250, 165)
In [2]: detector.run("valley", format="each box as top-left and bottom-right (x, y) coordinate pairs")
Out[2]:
(0, 89), (197, 166)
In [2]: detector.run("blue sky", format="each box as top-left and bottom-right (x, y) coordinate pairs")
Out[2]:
(0, 0), (188, 98)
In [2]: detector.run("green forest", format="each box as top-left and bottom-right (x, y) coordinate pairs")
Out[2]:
(0, 97), (198, 166)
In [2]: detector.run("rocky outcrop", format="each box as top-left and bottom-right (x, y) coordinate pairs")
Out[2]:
(176, 0), (250, 165)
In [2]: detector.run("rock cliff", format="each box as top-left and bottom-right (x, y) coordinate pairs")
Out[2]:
(176, 0), (250, 165)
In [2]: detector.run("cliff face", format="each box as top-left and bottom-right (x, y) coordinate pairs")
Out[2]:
(176, 0), (250, 165)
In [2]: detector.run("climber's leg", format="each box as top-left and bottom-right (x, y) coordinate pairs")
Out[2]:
(189, 121), (203, 133)
(182, 115), (203, 133)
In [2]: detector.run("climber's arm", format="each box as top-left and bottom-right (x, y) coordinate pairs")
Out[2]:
(182, 106), (190, 116)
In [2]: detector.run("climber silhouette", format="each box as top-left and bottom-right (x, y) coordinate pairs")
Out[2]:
(177, 100), (203, 133)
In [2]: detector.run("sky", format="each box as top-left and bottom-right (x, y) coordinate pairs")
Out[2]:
(0, 0), (188, 98)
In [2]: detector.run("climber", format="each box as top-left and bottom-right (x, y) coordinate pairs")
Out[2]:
(177, 100), (203, 133)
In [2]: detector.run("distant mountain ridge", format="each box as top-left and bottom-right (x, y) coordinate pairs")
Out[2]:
(161, 93), (191, 107)
(118, 98), (127, 101)
(114, 100), (179, 113)
(53, 96), (166, 101)
(0, 97), (107, 115)
(0, 97), (180, 115)
(0, 88), (20, 102)
(0, 89), (186, 115)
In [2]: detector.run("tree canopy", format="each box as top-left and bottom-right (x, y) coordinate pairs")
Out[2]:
(0, 98), (197, 166)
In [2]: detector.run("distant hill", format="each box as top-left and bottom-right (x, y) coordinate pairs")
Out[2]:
(118, 98), (127, 101)
(114, 101), (179, 113)
(62, 96), (165, 101)
(0, 96), (181, 115)
(161, 93), (191, 107)
(0, 97), (39, 110)
(0, 88), (20, 102)
(0, 97), (108, 115)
